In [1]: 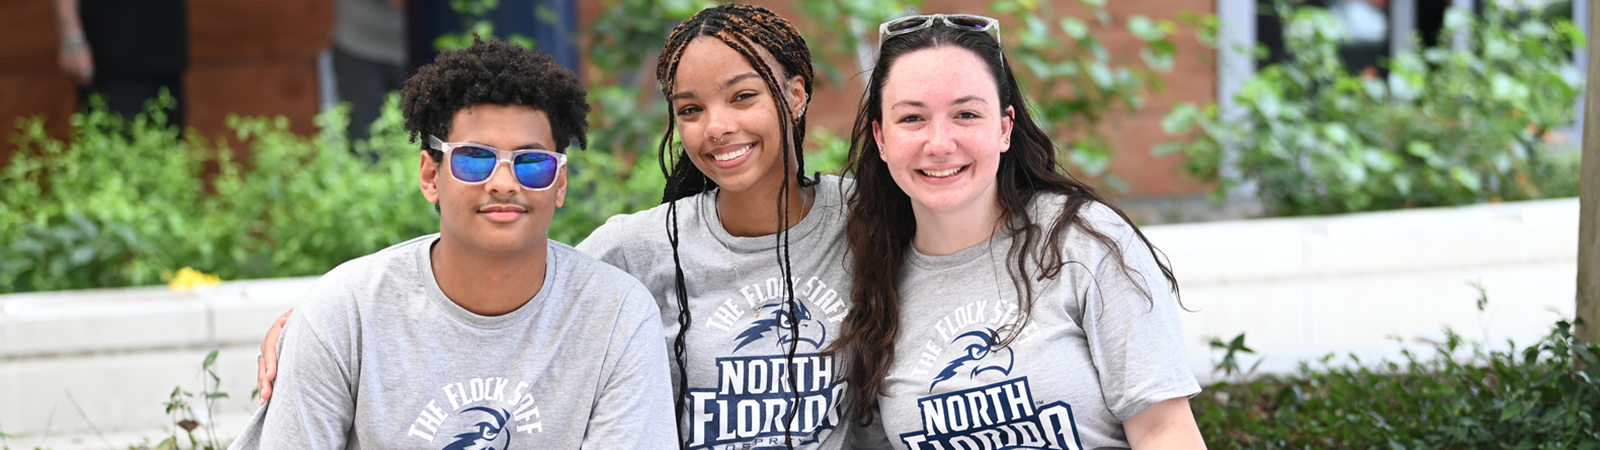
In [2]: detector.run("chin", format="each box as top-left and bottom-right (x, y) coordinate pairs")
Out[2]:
(913, 192), (988, 214)
(476, 230), (548, 252)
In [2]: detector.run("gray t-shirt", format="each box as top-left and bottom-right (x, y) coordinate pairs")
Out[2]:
(866, 197), (1199, 450)
(229, 235), (676, 449)
(576, 176), (857, 450)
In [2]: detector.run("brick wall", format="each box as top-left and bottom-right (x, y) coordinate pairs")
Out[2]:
(0, 0), (331, 165)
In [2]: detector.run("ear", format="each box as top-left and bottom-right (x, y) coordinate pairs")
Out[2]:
(419, 150), (441, 204)
(1000, 106), (1015, 153)
(872, 120), (886, 161)
(785, 75), (808, 120)
(554, 165), (568, 208)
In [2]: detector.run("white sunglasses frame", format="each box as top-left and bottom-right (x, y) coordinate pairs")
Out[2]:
(426, 135), (568, 191)
(877, 13), (1004, 55)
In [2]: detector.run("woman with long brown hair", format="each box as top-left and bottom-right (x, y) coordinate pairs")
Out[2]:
(834, 14), (1205, 449)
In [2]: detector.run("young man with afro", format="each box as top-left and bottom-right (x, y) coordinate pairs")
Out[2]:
(229, 39), (676, 449)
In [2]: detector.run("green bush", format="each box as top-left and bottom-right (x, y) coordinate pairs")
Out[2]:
(1195, 320), (1600, 448)
(0, 95), (437, 293)
(1160, 1), (1584, 215)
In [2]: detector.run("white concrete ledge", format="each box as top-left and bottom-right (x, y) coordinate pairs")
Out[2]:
(1, 277), (314, 448)
(1147, 198), (1579, 383)
(0, 198), (1582, 445)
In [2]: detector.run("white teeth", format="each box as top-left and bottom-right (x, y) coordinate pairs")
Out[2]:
(922, 166), (963, 178)
(713, 144), (751, 162)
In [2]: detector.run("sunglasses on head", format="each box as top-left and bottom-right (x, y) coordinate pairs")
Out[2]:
(877, 13), (1003, 53)
(428, 136), (567, 191)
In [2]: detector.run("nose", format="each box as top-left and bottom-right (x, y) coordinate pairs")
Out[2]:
(483, 160), (523, 194)
(704, 106), (737, 144)
(924, 118), (956, 156)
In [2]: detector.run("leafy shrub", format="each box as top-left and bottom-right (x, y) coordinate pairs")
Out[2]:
(0, 95), (437, 293)
(990, 0), (1189, 189)
(1194, 320), (1600, 448)
(1160, 1), (1584, 215)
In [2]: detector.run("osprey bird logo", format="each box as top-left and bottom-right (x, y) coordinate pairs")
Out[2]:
(732, 300), (827, 353)
(442, 406), (512, 450)
(929, 329), (1015, 392)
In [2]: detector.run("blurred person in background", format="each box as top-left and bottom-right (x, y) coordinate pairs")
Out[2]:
(53, 0), (189, 128)
(334, 0), (407, 147)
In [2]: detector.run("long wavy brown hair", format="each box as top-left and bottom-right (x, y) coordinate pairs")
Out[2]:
(828, 23), (1180, 425)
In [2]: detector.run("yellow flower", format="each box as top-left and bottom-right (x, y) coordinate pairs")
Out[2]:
(168, 267), (221, 290)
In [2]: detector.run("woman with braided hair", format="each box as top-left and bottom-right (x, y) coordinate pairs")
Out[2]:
(574, 4), (862, 449)
(256, 5), (869, 449)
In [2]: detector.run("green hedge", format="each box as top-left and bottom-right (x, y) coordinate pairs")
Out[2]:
(0, 95), (438, 293)
(1194, 320), (1600, 448)
(1161, 1), (1584, 215)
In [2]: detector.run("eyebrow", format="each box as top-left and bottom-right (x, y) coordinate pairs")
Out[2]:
(889, 96), (990, 110)
(668, 72), (763, 101)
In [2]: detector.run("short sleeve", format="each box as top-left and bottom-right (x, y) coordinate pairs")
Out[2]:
(1075, 217), (1200, 421)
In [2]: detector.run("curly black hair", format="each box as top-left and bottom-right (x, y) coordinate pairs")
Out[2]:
(402, 37), (590, 161)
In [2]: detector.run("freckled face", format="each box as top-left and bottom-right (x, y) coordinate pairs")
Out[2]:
(669, 37), (807, 194)
(419, 104), (566, 255)
(873, 46), (1013, 219)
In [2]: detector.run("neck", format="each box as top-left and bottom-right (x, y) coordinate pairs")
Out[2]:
(910, 195), (1003, 257)
(716, 177), (815, 237)
(429, 236), (548, 316)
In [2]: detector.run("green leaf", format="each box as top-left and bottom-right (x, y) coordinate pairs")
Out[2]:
(1152, 142), (1185, 156)
(1140, 46), (1175, 72)
(1162, 103), (1201, 134)
(1059, 17), (1089, 41)
(1364, 148), (1396, 173)
(1322, 123), (1351, 145)
(69, 246), (95, 266)
(1449, 167), (1482, 193)
(1086, 62), (1113, 89)
(1405, 141), (1435, 159)
(202, 350), (219, 370)
(1393, 174), (1413, 196)
(990, 0), (1021, 15)
(1128, 15), (1165, 41)
(1229, 334), (1253, 354)
(508, 34), (536, 50)
(1362, 77), (1386, 100)
(1443, 8), (1471, 31)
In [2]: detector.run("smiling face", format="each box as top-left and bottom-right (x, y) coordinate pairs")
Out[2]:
(873, 46), (1013, 221)
(420, 104), (566, 255)
(669, 37), (807, 195)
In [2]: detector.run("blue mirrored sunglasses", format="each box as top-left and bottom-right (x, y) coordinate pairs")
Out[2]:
(428, 136), (567, 190)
